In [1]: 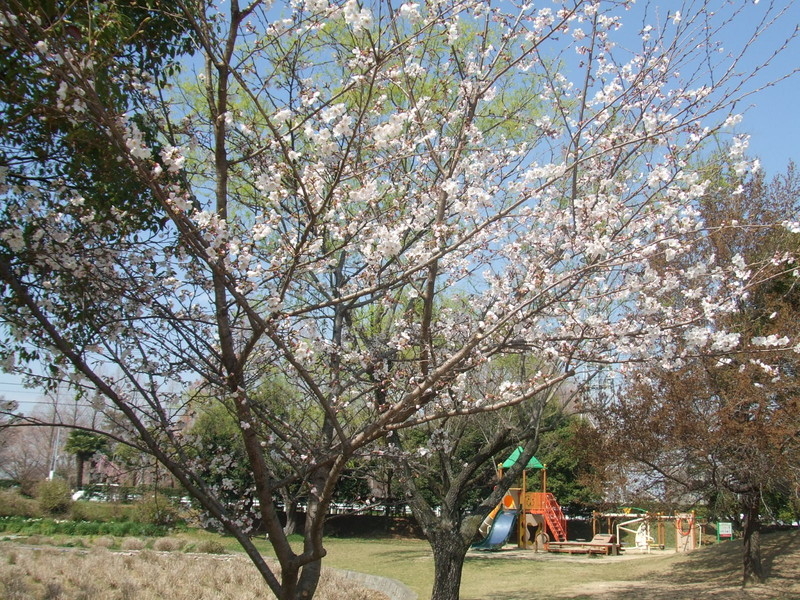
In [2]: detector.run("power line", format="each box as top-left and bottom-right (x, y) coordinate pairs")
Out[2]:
(9, 400), (96, 407)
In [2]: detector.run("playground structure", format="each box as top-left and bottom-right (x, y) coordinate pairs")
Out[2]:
(592, 509), (699, 553)
(473, 449), (567, 551)
(472, 448), (703, 555)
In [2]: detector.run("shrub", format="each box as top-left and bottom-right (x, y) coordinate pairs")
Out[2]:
(68, 502), (90, 522)
(58, 521), (77, 535)
(96, 522), (113, 535)
(132, 493), (182, 528)
(120, 537), (145, 551)
(0, 490), (40, 518)
(71, 499), (135, 523)
(114, 522), (135, 536)
(0, 514), (168, 539)
(0, 516), (24, 533)
(73, 521), (99, 536)
(195, 539), (226, 554)
(39, 521), (58, 535)
(36, 480), (72, 516)
(94, 536), (116, 549)
(98, 522), (128, 536)
(153, 537), (184, 552)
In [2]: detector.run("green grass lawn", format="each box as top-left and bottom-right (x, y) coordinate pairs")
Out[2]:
(243, 535), (684, 599)
(243, 530), (800, 599)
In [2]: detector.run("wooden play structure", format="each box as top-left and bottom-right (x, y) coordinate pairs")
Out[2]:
(592, 509), (699, 553)
(496, 485), (568, 548)
(473, 448), (567, 551)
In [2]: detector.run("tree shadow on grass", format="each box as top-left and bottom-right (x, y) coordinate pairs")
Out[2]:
(524, 531), (800, 600)
(661, 528), (799, 585)
(661, 542), (741, 584)
(758, 528), (798, 580)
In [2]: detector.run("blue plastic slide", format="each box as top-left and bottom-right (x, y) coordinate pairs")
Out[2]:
(472, 511), (517, 550)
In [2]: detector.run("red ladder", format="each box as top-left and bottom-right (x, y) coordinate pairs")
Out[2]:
(543, 493), (567, 542)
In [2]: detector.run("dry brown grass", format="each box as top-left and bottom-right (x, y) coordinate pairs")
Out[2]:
(0, 543), (388, 600)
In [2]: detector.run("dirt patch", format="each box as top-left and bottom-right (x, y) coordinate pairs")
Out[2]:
(468, 546), (677, 562)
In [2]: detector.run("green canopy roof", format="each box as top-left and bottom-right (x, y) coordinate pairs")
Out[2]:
(502, 447), (544, 470)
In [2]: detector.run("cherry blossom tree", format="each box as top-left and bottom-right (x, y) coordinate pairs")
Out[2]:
(0, 1), (798, 599)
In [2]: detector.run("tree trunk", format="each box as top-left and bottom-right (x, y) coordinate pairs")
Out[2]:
(280, 489), (298, 536)
(296, 560), (322, 600)
(293, 466), (331, 600)
(741, 493), (764, 586)
(429, 529), (470, 600)
(75, 456), (85, 490)
(283, 504), (298, 536)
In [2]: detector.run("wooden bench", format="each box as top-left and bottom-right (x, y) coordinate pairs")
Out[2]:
(547, 533), (622, 556)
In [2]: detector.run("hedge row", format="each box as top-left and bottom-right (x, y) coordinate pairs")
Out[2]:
(0, 516), (169, 537)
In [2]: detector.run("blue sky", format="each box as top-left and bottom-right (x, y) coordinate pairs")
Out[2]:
(746, 78), (799, 176)
(616, 0), (800, 176)
(726, 2), (800, 175)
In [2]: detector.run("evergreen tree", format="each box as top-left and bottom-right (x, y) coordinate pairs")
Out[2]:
(64, 430), (107, 489)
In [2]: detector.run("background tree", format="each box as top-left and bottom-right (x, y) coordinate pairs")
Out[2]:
(0, 0), (194, 236)
(63, 429), (107, 490)
(1, 2), (798, 599)
(535, 413), (605, 516)
(593, 162), (800, 585)
(0, 425), (55, 494)
(0, 395), (90, 493)
(389, 359), (577, 600)
(187, 400), (258, 530)
(187, 378), (322, 535)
